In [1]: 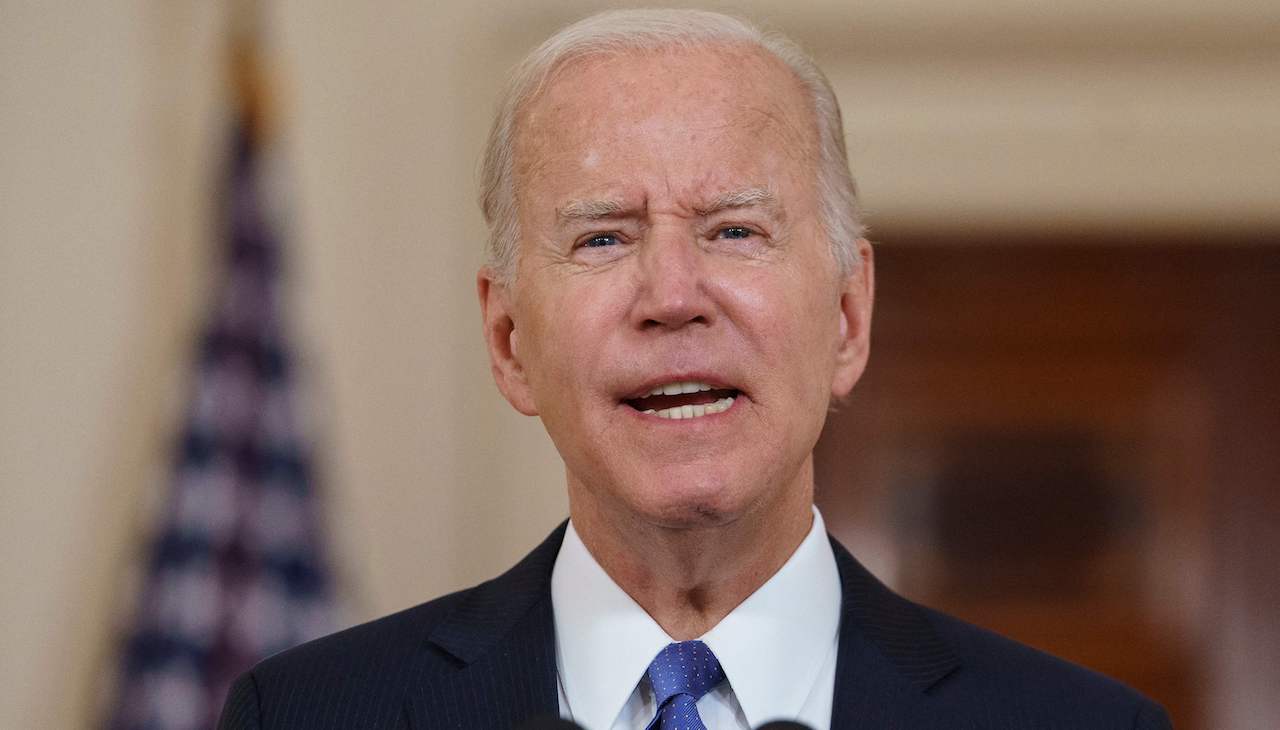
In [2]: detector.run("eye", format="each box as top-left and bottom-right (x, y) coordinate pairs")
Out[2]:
(716, 226), (755, 240)
(581, 233), (621, 248)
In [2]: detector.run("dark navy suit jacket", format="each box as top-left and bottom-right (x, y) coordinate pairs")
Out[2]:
(218, 523), (1172, 729)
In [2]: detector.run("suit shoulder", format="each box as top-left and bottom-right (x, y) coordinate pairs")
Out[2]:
(920, 606), (1171, 728)
(254, 585), (469, 682)
(219, 527), (567, 728)
(225, 586), (474, 728)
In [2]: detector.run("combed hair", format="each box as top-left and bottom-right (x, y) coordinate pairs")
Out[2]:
(478, 8), (866, 283)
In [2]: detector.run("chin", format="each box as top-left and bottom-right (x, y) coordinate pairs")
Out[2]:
(625, 468), (753, 529)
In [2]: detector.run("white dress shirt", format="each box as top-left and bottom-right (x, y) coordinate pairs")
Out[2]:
(552, 507), (841, 730)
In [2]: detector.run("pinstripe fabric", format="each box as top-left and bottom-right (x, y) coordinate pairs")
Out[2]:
(827, 539), (1172, 729)
(219, 523), (1171, 729)
(217, 526), (563, 730)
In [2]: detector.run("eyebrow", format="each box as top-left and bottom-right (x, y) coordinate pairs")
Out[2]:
(554, 185), (782, 224)
(693, 186), (780, 217)
(557, 198), (628, 222)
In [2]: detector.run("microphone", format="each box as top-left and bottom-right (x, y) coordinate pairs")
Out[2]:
(516, 715), (811, 729)
(515, 717), (586, 730)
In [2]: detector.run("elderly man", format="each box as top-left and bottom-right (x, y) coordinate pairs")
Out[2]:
(220, 9), (1170, 730)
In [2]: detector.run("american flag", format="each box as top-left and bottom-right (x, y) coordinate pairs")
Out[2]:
(106, 94), (337, 729)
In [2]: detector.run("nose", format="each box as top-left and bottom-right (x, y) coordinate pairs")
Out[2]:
(630, 224), (714, 331)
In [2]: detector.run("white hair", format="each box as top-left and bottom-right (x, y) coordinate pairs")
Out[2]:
(479, 8), (866, 284)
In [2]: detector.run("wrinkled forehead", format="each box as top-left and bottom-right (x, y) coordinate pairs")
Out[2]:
(511, 44), (821, 191)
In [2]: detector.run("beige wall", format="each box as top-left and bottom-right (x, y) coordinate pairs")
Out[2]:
(1, 1), (1276, 727)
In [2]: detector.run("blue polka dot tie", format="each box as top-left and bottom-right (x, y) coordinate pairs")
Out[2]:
(644, 640), (726, 730)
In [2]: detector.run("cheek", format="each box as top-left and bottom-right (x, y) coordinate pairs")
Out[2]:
(522, 282), (621, 393)
(732, 267), (839, 350)
(734, 274), (841, 401)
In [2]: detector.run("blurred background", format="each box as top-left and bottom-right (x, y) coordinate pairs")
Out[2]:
(2, 1), (1277, 728)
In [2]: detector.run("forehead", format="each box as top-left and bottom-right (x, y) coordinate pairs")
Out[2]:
(512, 44), (819, 207)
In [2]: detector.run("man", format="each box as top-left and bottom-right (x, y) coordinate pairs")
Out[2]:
(219, 9), (1171, 729)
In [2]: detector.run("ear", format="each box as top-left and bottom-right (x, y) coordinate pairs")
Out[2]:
(477, 268), (539, 416)
(831, 239), (875, 399)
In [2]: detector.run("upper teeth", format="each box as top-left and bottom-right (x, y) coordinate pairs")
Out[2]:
(647, 381), (714, 396)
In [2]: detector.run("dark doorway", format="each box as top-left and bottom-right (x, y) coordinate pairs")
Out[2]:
(816, 237), (1280, 729)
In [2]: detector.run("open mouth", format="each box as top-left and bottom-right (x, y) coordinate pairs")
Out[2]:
(623, 381), (739, 420)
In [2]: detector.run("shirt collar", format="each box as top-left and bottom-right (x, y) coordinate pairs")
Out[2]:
(552, 521), (672, 730)
(551, 507), (841, 729)
(701, 507), (840, 726)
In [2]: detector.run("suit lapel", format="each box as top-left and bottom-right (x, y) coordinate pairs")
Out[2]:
(828, 537), (960, 727)
(403, 524), (566, 729)
(399, 525), (960, 728)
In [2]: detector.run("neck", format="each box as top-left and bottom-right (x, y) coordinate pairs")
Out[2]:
(567, 460), (815, 640)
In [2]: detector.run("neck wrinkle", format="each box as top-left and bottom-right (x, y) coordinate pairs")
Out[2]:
(566, 459), (815, 640)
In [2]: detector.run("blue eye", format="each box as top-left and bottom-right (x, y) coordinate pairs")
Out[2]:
(583, 233), (620, 248)
(718, 226), (754, 240)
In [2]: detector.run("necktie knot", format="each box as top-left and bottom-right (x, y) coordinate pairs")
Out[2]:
(645, 641), (725, 729)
